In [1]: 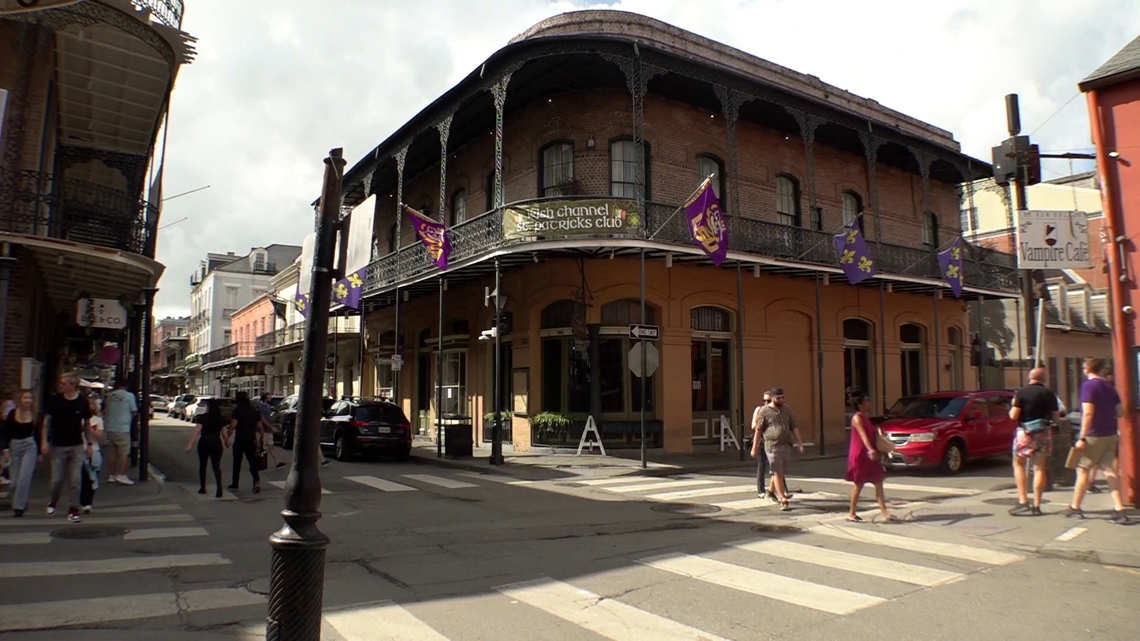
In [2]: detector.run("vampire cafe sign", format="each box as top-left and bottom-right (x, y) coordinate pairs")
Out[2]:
(502, 200), (641, 239)
(1016, 210), (1092, 270)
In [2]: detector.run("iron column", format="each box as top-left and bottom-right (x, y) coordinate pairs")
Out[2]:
(137, 287), (157, 482)
(814, 273), (825, 455)
(437, 277), (444, 457)
(735, 261), (746, 461)
(266, 148), (343, 641)
(490, 258), (504, 465)
(640, 248), (647, 468)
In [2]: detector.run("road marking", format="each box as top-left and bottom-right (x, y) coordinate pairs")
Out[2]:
(0, 587), (265, 632)
(808, 525), (1022, 565)
(711, 498), (768, 510)
(1054, 526), (1088, 542)
(269, 480), (331, 494)
(0, 513), (193, 528)
(731, 538), (963, 587)
(793, 477), (981, 496)
(0, 532), (51, 545)
(497, 577), (730, 640)
(574, 477), (656, 487)
(345, 475), (417, 492)
(324, 600), (449, 640)
(456, 472), (536, 485)
(645, 484), (756, 501)
(605, 480), (721, 493)
(638, 553), (884, 615)
(123, 526), (210, 541)
(89, 503), (182, 514)
(0, 552), (230, 578)
(401, 474), (479, 489)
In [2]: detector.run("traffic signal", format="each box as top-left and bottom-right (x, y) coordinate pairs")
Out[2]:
(991, 136), (1040, 186)
(494, 311), (513, 336)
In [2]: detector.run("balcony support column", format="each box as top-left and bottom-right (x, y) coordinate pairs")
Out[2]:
(790, 110), (823, 228)
(858, 131), (886, 248)
(137, 287), (157, 482)
(910, 149), (936, 245)
(0, 243), (13, 393)
(392, 147), (408, 402)
(489, 65), (521, 209)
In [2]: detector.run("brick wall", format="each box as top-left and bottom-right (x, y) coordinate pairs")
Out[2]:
(0, 246), (51, 395)
(0, 20), (56, 175)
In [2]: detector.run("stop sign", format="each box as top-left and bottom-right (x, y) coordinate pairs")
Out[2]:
(628, 341), (659, 378)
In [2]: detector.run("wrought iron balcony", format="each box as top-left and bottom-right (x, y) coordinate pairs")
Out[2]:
(134, 0), (186, 29)
(363, 196), (1020, 295)
(256, 322), (307, 354)
(1, 169), (158, 258)
(201, 341), (262, 366)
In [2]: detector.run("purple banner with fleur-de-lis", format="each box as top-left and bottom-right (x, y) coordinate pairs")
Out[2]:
(293, 292), (311, 319)
(938, 236), (965, 298)
(405, 205), (451, 270)
(332, 267), (366, 309)
(833, 218), (878, 284)
(684, 177), (728, 266)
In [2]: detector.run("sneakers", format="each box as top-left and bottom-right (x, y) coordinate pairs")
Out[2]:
(1030, 505), (1043, 516)
(46, 504), (56, 515)
(68, 508), (81, 523)
(12, 509), (23, 518)
(1110, 510), (1132, 525)
(1065, 506), (1085, 519)
(81, 505), (92, 514)
(1008, 502), (1031, 516)
(116, 475), (135, 486)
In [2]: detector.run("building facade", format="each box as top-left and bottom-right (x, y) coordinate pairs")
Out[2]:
(338, 11), (1020, 454)
(186, 244), (300, 394)
(150, 315), (188, 395)
(1080, 33), (1140, 501)
(0, 0), (194, 399)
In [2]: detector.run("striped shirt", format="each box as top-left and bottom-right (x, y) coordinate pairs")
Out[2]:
(756, 405), (797, 450)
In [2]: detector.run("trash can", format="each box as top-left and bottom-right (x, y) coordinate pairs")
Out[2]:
(1047, 422), (1075, 489)
(443, 416), (474, 459)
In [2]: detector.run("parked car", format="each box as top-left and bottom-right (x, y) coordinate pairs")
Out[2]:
(875, 390), (1017, 474)
(170, 394), (195, 419)
(150, 395), (169, 413)
(273, 394), (335, 449)
(319, 398), (412, 461)
(186, 396), (236, 421)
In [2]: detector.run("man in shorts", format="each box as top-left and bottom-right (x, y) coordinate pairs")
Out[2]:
(102, 379), (137, 485)
(750, 387), (804, 511)
(1067, 358), (1130, 524)
(1008, 368), (1063, 515)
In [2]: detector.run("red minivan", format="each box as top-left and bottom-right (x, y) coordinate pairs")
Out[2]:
(875, 390), (1017, 474)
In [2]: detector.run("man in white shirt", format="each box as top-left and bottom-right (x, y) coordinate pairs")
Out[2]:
(103, 380), (138, 485)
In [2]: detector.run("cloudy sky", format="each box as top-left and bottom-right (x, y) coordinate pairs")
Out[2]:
(152, 0), (1138, 318)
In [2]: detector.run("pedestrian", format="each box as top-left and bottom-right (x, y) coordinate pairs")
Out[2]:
(40, 373), (91, 522)
(186, 398), (226, 497)
(225, 391), (262, 494)
(79, 396), (105, 514)
(751, 391), (772, 498)
(102, 379), (138, 485)
(0, 387), (15, 487)
(751, 387), (804, 511)
(1, 389), (39, 517)
(257, 393), (286, 470)
(845, 389), (895, 523)
(1008, 367), (1064, 516)
(1067, 358), (1130, 524)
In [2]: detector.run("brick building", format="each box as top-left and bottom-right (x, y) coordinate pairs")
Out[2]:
(0, 1), (194, 401)
(336, 11), (1019, 456)
(150, 316), (188, 396)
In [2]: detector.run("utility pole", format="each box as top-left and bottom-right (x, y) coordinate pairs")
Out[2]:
(266, 148), (343, 640)
(1003, 95), (1038, 369)
(490, 258), (504, 466)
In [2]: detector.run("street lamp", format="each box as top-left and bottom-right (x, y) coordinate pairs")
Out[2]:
(265, 148), (344, 640)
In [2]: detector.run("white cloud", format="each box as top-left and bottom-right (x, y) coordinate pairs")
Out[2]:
(152, 0), (1138, 317)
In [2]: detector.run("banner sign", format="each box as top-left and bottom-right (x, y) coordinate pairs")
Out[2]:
(938, 237), (965, 298)
(1015, 210), (1092, 269)
(684, 178), (728, 265)
(502, 199), (640, 239)
(833, 219), (878, 285)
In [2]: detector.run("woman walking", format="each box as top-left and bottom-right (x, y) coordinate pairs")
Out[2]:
(79, 396), (105, 515)
(185, 398), (226, 497)
(1, 390), (39, 517)
(845, 390), (895, 523)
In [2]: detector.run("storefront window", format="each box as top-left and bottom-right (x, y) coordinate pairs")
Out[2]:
(374, 362), (394, 400)
(438, 352), (466, 416)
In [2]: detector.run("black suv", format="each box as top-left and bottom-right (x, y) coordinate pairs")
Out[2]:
(319, 398), (412, 461)
(273, 394), (335, 449)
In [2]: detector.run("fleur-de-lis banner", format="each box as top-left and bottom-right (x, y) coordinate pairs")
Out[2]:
(938, 237), (965, 298)
(684, 178), (728, 266)
(833, 218), (877, 284)
(405, 205), (451, 270)
(331, 268), (366, 309)
(293, 292), (311, 319)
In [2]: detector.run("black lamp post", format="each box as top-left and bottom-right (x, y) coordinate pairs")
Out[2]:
(490, 257), (504, 465)
(137, 287), (157, 482)
(266, 148), (344, 640)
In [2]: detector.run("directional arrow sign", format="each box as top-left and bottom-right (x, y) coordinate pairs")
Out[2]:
(628, 324), (660, 341)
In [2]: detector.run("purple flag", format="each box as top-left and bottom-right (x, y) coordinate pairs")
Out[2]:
(293, 292), (311, 319)
(833, 218), (878, 284)
(684, 178), (728, 266)
(332, 267), (366, 309)
(938, 237), (965, 298)
(405, 205), (451, 270)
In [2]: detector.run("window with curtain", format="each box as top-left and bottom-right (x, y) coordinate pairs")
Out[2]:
(610, 139), (650, 199)
(695, 154), (724, 202)
(842, 191), (865, 234)
(923, 212), (939, 247)
(375, 362), (394, 400)
(541, 142), (574, 196)
(450, 189), (467, 226)
(775, 175), (800, 227)
(438, 352), (467, 416)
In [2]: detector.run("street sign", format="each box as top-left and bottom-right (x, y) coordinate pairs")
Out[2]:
(628, 341), (659, 378)
(628, 324), (660, 341)
(1015, 210), (1092, 269)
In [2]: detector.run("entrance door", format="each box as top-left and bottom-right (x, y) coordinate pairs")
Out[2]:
(417, 353), (431, 436)
(691, 339), (731, 440)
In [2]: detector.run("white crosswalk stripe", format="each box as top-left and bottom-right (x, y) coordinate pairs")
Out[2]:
(0, 499), (212, 544)
(604, 479), (721, 493)
(729, 538), (963, 587)
(401, 473), (479, 489)
(0, 588), (265, 632)
(345, 475), (417, 492)
(268, 480), (332, 494)
(324, 601), (450, 641)
(807, 525), (1023, 565)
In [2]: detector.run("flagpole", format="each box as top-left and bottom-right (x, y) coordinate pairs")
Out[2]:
(647, 174), (716, 241)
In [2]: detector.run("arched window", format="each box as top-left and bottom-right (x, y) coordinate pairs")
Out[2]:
(601, 299), (655, 326)
(775, 175), (801, 227)
(923, 212), (939, 247)
(610, 139), (651, 200)
(900, 323), (926, 396)
(695, 154), (725, 202)
(691, 306), (731, 332)
(540, 300), (589, 413)
(844, 318), (872, 341)
(540, 141), (575, 197)
(842, 191), (865, 235)
(598, 300), (657, 415)
(450, 319), (469, 335)
(450, 189), (467, 226)
(843, 318), (874, 407)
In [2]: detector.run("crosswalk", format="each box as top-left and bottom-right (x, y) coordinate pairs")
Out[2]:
(0, 500), (208, 545)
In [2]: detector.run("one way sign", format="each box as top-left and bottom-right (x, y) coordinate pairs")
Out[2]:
(628, 324), (660, 341)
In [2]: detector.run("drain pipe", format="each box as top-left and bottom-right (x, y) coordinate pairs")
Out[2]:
(0, 242), (13, 392)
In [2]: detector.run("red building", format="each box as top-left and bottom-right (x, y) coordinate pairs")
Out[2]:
(1081, 33), (1140, 503)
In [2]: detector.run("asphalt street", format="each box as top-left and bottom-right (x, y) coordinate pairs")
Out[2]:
(0, 416), (1135, 640)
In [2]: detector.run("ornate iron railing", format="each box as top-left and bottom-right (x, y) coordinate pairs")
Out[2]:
(363, 196), (1020, 295)
(1, 169), (159, 258)
(256, 322), (307, 354)
(131, 0), (185, 29)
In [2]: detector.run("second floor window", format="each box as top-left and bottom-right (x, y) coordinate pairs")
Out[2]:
(541, 142), (575, 197)
(225, 286), (239, 310)
(923, 211), (939, 247)
(388, 223), (397, 253)
(842, 191), (865, 234)
(451, 189), (467, 226)
(695, 154), (724, 204)
(775, 175), (800, 227)
(959, 207), (978, 233)
(610, 139), (649, 199)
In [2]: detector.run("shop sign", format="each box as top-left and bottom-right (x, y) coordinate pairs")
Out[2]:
(77, 298), (128, 330)
(502, 199), (641, 239)
(1016, 210), (1092, 269)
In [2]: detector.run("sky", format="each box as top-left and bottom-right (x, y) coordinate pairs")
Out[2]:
(151, 0), (1140, 319)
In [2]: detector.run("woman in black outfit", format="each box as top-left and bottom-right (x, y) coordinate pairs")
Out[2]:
(185, 398), (226, 497)
(225, 391), (262, 494)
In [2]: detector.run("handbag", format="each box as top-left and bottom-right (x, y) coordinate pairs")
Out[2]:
(256, 448), (269, 471)
(1064, 446), (1082, 470)
(876, 432), (896, 455)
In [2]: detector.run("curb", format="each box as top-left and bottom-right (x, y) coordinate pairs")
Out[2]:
(1036, 545), (1140, 569)
(411, 453), (514, 477)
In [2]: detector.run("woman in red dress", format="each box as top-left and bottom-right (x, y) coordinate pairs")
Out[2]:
(845, 390), (896, 523)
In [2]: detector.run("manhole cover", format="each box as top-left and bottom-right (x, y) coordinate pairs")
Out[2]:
(247, 578), (271, 595)
(983, 497), (1025, 506)
(751, 523), (803, 534)
(651, 503), (720, 515)
(51, 526), (127, 540)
